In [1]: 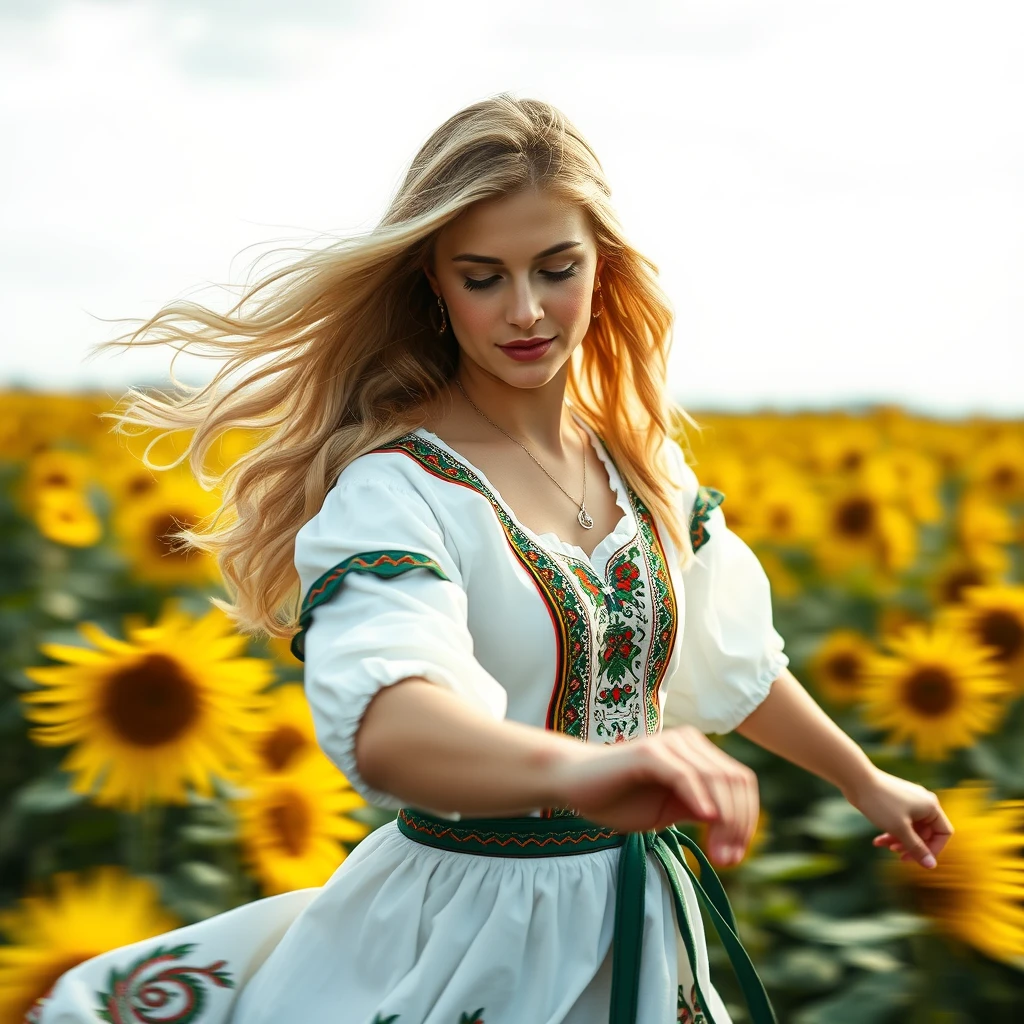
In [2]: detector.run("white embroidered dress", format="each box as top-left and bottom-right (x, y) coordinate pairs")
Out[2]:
(37, 414), (788, 1024)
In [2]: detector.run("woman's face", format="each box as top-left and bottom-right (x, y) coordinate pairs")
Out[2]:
(424, 187), (604, 387)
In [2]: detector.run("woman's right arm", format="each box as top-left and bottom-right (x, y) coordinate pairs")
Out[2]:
(357, 675), (760, 864)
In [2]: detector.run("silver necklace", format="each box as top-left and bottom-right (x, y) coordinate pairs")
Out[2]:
(453, 377), (594, 530)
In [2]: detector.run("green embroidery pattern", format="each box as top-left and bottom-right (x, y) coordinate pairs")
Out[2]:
(92, 942), (234, 1023)
(375, 431), (679, 749)
(689, 485), (726, 554)
(378, 434), (593, 740)
(291, 549), (449, 661)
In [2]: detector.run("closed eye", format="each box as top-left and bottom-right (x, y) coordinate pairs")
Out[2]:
(462, 264), (579, 292)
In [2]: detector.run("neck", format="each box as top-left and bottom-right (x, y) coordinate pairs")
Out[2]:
(454, 366), (579, 455)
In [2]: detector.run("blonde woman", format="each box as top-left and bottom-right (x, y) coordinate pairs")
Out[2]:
(37, 94), (952, 1024)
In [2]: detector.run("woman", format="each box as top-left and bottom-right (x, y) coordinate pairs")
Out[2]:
(36, 94), (952, 1024)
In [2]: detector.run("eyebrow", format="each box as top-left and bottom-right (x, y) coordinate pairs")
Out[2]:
(450, 240), (583, 265)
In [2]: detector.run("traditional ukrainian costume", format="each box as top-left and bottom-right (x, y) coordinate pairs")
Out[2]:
(36, 413), (788, 1024)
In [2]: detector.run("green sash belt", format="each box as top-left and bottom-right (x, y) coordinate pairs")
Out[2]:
(397, 808), (777, 1024)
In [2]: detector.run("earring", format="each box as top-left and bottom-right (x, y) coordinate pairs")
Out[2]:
(437, 295), (448, 334)
(591, 281), (604, 319)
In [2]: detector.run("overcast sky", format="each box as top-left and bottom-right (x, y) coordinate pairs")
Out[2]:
(2, 0), (1021, 415)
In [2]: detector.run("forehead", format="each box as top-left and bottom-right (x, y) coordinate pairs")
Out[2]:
(436, 188), (593, 256)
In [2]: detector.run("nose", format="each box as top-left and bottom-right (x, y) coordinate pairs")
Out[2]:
(506, 278), (544, 332)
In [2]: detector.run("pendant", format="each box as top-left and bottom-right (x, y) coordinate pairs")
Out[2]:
(578, 507), (594, 529)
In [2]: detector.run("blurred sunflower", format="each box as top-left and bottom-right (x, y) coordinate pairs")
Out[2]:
(877, 605), (929, 642)
(24, 448), (92, 497)
(956, 490), (1014, 576)
(20, 603), (272, 810)
(891, 783), (1024, 965)
(0, 867), (178, 1024)
(967, 432), (1024, 503)
(252, 684), (324, 773)
(940, 585), (1024, 693)
(860, 621), (1010, 761)
(809, 630), (876, 705)
(32, 489), (102, 548)
(236, 754), (371, 895)
(113, 471), (222, 586)
(929, 554), (999, 608)
(748, 470), (822, 547)
(815, 483), (917, 581)
(807, 419), (881, 476)
(861, 448), (943, 526)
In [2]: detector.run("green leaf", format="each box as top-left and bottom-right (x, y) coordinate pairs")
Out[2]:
(782, 910), (930, 946)
(792, 968), (917, 1023)
(179, 823), (238, 846)
(793, 797), (875, 841)
(176, 861), (233, 892)
(740, 852), (845, 882)
(760, 946), (844, 993)
(14, 771), (86, 813)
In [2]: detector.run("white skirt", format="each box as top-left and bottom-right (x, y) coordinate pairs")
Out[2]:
(35, 817), (736, 1024)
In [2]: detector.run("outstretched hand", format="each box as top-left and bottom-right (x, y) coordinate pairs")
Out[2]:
(844, 768), (954, 869)
(552, 724), (759, 867)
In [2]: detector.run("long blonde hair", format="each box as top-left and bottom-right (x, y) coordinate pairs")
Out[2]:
(95, 92), (700, 639)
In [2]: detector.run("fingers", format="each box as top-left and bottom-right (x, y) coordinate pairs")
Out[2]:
(663, 728), (758, 866)
(873, 792), (954, 869)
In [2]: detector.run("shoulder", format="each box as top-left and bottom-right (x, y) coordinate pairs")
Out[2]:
(294, 435), (459, 592)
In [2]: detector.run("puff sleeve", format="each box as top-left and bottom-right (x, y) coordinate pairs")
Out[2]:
(661, 443), (789, 735)
(292, 469), (509, 819)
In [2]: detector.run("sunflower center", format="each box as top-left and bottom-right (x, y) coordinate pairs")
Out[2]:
(260, 726), (308, 771)
(991, 465), (1017, 490)
(42, 471), (71, 487)
(127, 474), (157, 497)
(267, 789), (311, 857)
(103, 653), (200, 747)
(826, 652), (861, 686)
(840, 451), (864, 471)
(941, 566), (984, 604)
(977, 610), (1024, 663)
(148, 511), (199, 561)
(769, 508), (792, 533)
(835, 498), (874, 537)
(903, 666), (957, 717)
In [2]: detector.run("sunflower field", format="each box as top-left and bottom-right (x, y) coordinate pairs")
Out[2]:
(1, 391), (1023, 1024)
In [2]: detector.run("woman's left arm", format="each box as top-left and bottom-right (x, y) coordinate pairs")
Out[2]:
(735, 667), (954, 869)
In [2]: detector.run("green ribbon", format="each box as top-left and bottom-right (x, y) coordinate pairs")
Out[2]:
(397, 809), (777, 1024)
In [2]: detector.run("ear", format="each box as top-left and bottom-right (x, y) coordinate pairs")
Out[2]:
(423, 263), (440, 296)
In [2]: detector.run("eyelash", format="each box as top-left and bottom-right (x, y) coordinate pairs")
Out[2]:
(462, 264), (579, 292)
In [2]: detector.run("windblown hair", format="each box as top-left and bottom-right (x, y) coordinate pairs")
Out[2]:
(95, 92), (701, 639)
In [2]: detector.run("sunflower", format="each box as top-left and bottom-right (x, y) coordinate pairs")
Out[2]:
(956, 489), (1014, 576)
(251, 684), (324, 773)
(235, 753), (371, 895)
(0, 867), (178, 1024)
(112, 471), (222, 586)
(940, 585), (1024, 693)
(20, 603), (273, 810)
(747, 469), (822, 547)
(815, 483), (917, 583)
(32, 489), (102, 548)
(860, 621), (1011, 761)
(929, 554), (999, 608)
(809, 630), (876, 705)
(890, 783), (1024, 965)
(861, 448), (943, 526)
(807, 419), (882, 476)
(24, 448), (93, 497)
(967, 432), (1024, 503)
